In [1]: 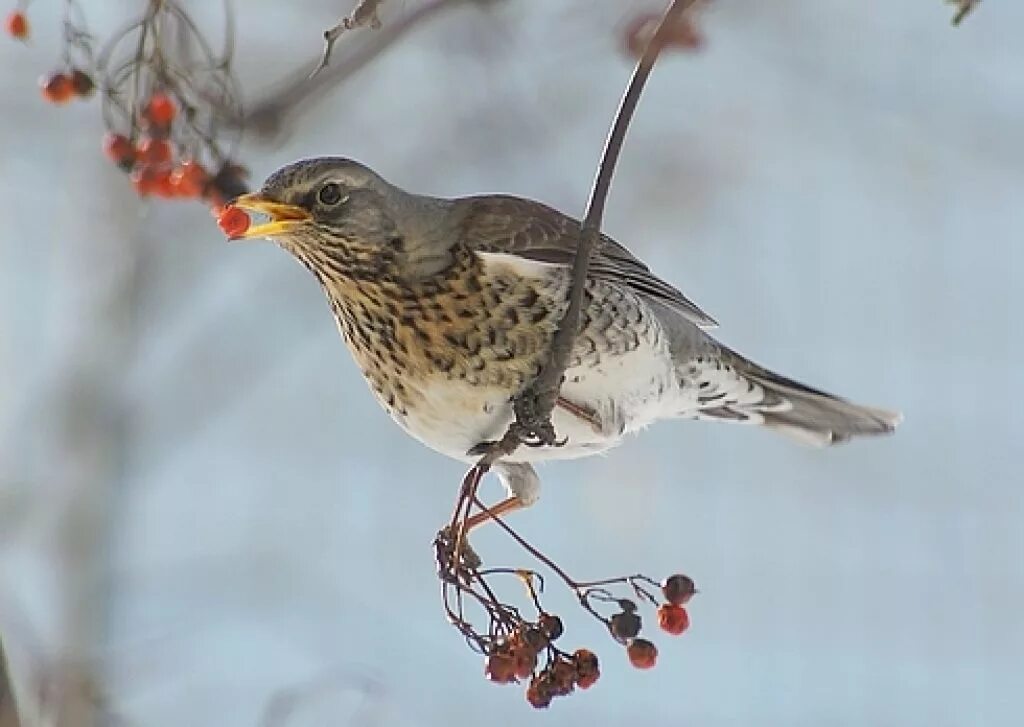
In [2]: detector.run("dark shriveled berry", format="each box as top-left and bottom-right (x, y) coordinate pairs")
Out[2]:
(661, 574), (697, 605)
(538, 612), (564, 641)
(525, 674), (554, 709)
(485, 653), (517, 684)
(549, 659), (576, 696)
(609, 610), (642, 641)
(573, 648), (600, 689)
(521, 626), (547, 652)
(514, 648), (537, 680)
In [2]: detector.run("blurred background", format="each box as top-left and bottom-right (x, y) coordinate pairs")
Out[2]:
(1, 1), (1021, 725)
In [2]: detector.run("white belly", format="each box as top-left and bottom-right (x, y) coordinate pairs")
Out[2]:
(394, 334), (680, 463)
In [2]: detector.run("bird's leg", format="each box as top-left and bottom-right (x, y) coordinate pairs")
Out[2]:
(459, 460), (540, 532)
(463, 496), (526, 531)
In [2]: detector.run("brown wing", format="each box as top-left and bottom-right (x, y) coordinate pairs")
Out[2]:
(455, 195), (717, 329)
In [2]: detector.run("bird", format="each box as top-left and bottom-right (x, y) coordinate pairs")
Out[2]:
(228, 156), (901, 524)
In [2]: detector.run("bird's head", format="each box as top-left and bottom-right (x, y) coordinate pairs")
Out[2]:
(229, 157), (409, 274)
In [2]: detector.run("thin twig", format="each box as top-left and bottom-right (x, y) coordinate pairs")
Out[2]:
(312, 0), (385, 78)
(474, 496), (580, 590)
(233, 0), (460, 140)
(949, 0), (981, 25)
(477, 0), (700, 463)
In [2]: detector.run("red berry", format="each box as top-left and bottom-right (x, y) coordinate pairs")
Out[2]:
(151, 168), (177, 199)
(102, 133), (135, 169)
(170, 160), (208, 198)
(137, 137), (172, 165)
(217, 206), (250, 239)
(144, 92), (176, 127)
(661, 574), (696, 605)
(70, 68), (95, 97)
(657, 603), (690, 636)
(626, 638), (658, 670)
(130, 166), (158, 197)
(40, 72), (75, 104)
(5, 10), (28, 40)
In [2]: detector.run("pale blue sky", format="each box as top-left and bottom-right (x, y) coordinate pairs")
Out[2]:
(1, 2), (1021, 725)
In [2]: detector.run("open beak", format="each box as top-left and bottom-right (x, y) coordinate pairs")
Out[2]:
(228, 193), (312, 239)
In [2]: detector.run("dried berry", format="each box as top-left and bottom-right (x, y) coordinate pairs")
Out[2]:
(205, 162), (249, 203)
(573, 649), (600, 690)
(521, 626), (547, 652)
(5, 10), (28, 40)
(70, 69), (95, 97)
(623, 11), (703, 61)
(609, 610), (642, 641)
(661, 574), (696, 606)
(549, 659), (576, 696)
(626, 638), (658, 670)
(217, 205), (250, 239)
(538, 612), (563, 641)
(657, 603), (690, 636)
(513, 648), (537, 680)
(525, 674), (553, 709)
(40, 73), (75, 104)
(485, 652), (517, 684)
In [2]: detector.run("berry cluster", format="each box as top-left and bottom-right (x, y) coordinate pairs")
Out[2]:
(479, 603), (604, 708)
(98, 92), (246, 211)
(6, 1), (249, 214)
(435, 467), (697, 709)
(39, 67), (93, 103)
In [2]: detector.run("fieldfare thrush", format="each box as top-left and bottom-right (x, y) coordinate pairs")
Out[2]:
(229, 157), (901, 522)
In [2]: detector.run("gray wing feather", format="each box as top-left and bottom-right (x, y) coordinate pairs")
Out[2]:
(456, 195), (718, 329)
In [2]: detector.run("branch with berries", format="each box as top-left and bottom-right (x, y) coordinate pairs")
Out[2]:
(5, 0), (249, 214)
(434, 490), (697, 709)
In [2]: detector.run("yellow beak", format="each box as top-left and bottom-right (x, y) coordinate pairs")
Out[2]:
(228, 193), (312, 239)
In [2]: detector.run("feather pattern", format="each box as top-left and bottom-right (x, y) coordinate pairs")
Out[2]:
(453, 195), (718, 330)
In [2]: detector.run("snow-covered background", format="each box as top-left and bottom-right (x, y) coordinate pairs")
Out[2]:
(1, 2), (1021, 725)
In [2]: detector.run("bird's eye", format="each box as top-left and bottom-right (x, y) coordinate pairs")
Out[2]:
(318, 182), (345, 206)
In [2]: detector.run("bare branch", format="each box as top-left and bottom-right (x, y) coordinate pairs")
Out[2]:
(312, 0), (385, 79)
(234, 0), (461, 141)
(949, 0), (981, 25)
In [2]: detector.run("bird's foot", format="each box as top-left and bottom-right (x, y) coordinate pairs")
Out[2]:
(511, 389), (561, 447)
